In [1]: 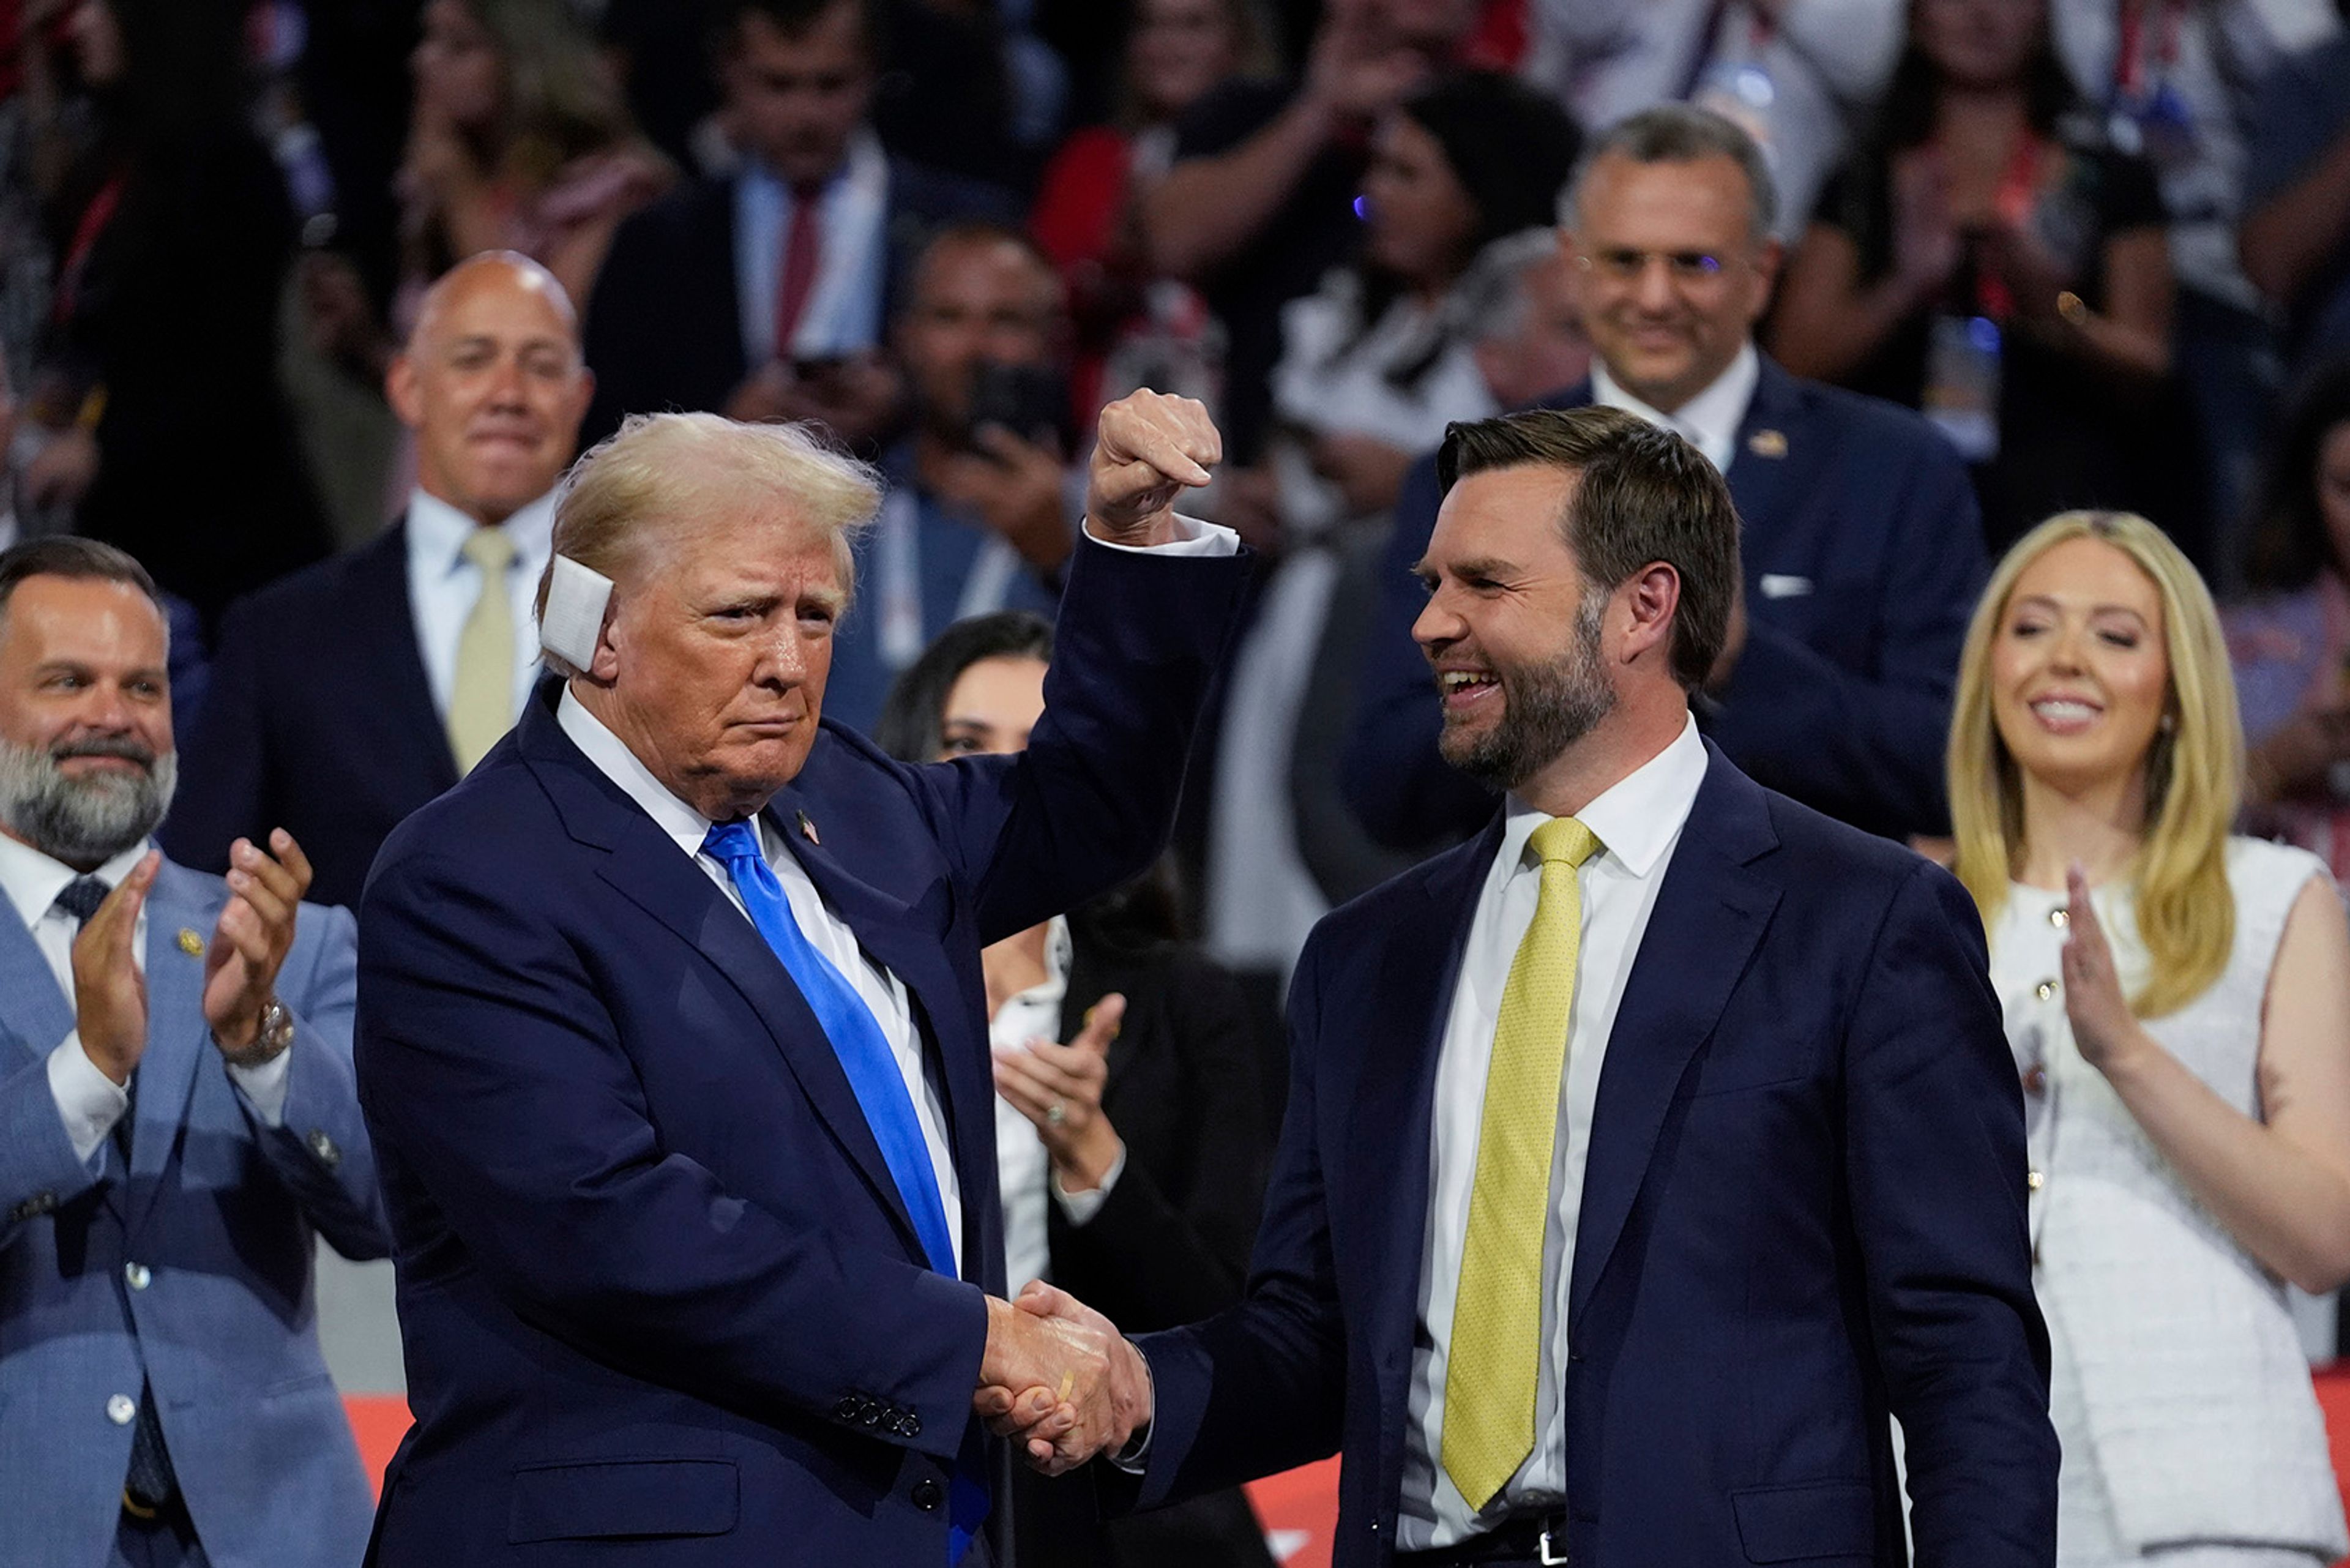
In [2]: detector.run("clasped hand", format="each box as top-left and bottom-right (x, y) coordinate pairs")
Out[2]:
(973, 1282), (1152, 1476)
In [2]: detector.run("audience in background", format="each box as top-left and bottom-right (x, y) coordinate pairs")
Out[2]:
(2239, 0), (2350, 383)
(0, 536), (387, 1568)
(2228, 359), (2350, 878)
(817, 223), (1074, 734)
(25, 0), (330, 626)
(1207, 73), (1580, 984)
(1768, 0), (2190, 558)
(398, 0), (671, 325)
(1144, 0), (1483, 463)
(873, 610), (1276, 1568)
(1349, 105), (1988, 854)
(1527, 0), (1904, 245)
(582, 0), (1016, 449)
(2048, 0), (2340, 564)
(165, 253), (592, 910)
(1030, 0), (1269, 419)
(1950, 510), (2350, 1563)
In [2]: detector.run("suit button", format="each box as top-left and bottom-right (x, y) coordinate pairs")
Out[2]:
(106, 1394), (136, 1426)
(2027, 1168), (2045, 1192)
(2034, 979), (2059, 1002)
(835, 1396), (861, 1421)
(307, 1130), (341, 1167)
(900, 1413), (921, 1439)
(911, 1479), (943, 1511)
(125, 1262), (151, 1291)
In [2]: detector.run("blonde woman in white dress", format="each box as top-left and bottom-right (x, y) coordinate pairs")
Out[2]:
(1947, 510), (2350, 1567)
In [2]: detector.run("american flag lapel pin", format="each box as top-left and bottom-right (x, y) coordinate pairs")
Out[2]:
(797, 810), (820, 845)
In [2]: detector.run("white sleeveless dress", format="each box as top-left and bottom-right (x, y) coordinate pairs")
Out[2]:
(1988, 838), (2349, 1567)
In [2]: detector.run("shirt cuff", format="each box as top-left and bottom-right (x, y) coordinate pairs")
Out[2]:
(225, 1043), (293, 1127)
(48, 1033), (129, 1165)
(1081, 513), (1240, 556)
(1050, 1143), (1126, 1225)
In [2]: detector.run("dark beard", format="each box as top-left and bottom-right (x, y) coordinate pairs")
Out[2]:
(1438, 590), (1617, 793)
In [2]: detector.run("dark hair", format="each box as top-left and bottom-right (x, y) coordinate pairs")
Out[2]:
(2242, 357), (2350, 594)
(1436, 406), (1741, 689)
(871, 611), (1056, 763)
(712, 0), (884, 58)
(0, 537), (164, 621)
(1873, 5), (2076, 152)
(1565, 103), (1777, 241)
(1403, 73), (1583, 263)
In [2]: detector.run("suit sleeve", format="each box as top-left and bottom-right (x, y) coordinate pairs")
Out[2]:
(232, 903), (390, 1261)
(1340, 452), (1498, 850)
(0, 1050), (105, 1253)
(1049, 954), (1272, 1327)
(1706, 429), (1983, 838)
(1120, 935), (1348, 1507)
(904, 531), (1251, 946)
(356, 849), (988, 1459)
(1845, 861), (2056, 1566)
(159, 596), (272, 876)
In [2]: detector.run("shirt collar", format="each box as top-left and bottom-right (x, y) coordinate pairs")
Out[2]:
(556, 684), (722, 861)
(0, 832), (155, 933)
(1496, 712), (1708, 882)
(406, 486), (560, 584)
(1591, 342), (1759, 475)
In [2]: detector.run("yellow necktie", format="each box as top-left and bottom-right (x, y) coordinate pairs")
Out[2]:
(1443, 814), (1603, 1512)
(447, 528), (519, 774)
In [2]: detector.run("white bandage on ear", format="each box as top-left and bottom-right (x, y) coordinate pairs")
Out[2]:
(540, 554), (614, 671)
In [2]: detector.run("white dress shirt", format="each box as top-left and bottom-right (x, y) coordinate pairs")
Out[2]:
(1591, 341), (1760, 477)
(1400, 714), (1709, 1550)
(406, 486), (557, 725)
(733, 131), (892, 366)
(557, 686), (969, 1274)
(0, 834), (289, 1165)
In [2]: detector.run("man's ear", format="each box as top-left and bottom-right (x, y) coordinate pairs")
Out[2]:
(1617, 562), (1682, 667)
(386, 353), (422, 428)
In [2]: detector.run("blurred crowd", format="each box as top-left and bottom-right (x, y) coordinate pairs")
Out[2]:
(12, 0), (2350, 1562)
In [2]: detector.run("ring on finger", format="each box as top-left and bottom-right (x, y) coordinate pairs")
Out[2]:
(1046, 1100), (1067, 1126)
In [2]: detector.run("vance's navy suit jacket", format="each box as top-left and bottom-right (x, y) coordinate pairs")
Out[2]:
(1346, 359), (1986, 848)
(354, 536), (1247, 1566)
(1131, 745), (2056, 1568)
(163, 520), (458, 911)
(0, 857), (387, 1568)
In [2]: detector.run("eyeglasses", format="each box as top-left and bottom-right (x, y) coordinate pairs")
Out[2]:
(1576, 248), (1732, 285)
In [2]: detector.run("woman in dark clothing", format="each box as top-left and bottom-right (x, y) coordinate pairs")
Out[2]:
(1767, 0), (2195, 556)
(42, 0), (330, 625)
(876, 611), (1278, 1568)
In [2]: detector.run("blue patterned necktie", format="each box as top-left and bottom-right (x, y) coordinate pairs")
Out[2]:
(699, 821), (985, 1562)
(51, 873), (179, 1512)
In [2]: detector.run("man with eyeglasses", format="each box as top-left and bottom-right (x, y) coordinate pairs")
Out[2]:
(1347, 105), (1988, 851)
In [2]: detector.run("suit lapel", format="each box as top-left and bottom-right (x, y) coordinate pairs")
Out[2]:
(1567, 750), (1780, 1329)
(125, 863), (217, 1236)
(1721, 359), (1806, 551)
(354, 520), (460, 793)
(0, 905), (73, 1063)
(1354, 824), (1502, 1376)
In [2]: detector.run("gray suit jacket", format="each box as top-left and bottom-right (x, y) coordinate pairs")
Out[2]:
(0, 854), (387, 1567)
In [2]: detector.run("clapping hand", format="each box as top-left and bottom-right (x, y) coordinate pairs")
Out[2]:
(2061, 863), (2149, 1075)
(993, 995), (1124, 1192)
(70, 851), (162, 1086)
(204, 831), (311, 1056)
(1085, 390), (1221, 547)
(975, 1282), (1152, 1475)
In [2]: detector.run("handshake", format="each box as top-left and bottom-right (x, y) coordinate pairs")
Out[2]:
(974, 1282), (1153, 1476)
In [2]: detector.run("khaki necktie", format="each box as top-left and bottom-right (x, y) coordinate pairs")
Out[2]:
(447, 528), (518, 774)
(1442, 815), (1603, 1512)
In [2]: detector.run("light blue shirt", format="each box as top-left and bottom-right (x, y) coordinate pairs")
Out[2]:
(733, 131), (892, 367)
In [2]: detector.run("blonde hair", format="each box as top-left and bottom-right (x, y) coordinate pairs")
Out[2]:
(534, 411), (884, 676)
(1948, 511), (2242, 1017)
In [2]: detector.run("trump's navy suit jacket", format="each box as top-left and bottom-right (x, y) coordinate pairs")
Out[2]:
(1345, 359), (1986, 848)
(163, 520), (458, 911)
(353, 536), (1247, 1565)
(1131, 745), (2056, 1568)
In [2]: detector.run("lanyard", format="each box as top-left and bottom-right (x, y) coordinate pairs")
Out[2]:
(1972, 133), (2048, 321)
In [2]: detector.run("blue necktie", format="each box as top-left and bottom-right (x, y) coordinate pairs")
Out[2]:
(700, 821), (986, 1562)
